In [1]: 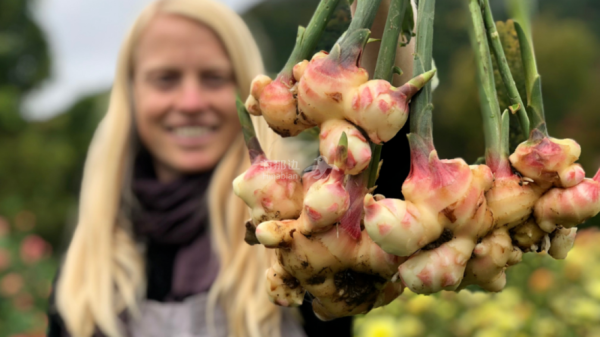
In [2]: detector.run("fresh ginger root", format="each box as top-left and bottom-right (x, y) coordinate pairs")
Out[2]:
(294, 43), (436, 145)
(458, 227), (523, 292)
(247, 28), (435, 149)
(363, 135), (494, 293)
(533, 168), (600, 233)
(245, 74), (313, 137)
(233, 153), (304, 245)
(319, 119), (372, 175)
(548, 227), (577, 259)
(509, 129), (584, 189)
(256, 184), (403, 319)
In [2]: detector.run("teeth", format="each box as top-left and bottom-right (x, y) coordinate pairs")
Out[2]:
(172, 126), (210, 137)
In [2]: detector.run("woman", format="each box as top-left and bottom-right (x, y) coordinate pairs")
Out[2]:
(47, 0), (414, 336)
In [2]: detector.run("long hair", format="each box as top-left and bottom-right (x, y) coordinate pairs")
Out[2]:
(56, 1), (291, 336)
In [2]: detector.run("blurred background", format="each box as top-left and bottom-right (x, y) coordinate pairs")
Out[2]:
(1, 0), (599, 336)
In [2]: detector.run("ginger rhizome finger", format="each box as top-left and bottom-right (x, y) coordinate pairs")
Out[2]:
(245, 0), (341, 137)
(295, 40), (435, 144)
(233, 154), (304, 226)
(364, 134), (494, 293)
(458, 228), (523, 292)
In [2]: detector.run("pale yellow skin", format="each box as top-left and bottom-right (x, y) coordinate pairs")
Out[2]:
(319, 119), (372, 175)
(266, 260), (305, 307)
(459, 227), (523, 292)
(510, 219), (548, 253)
(548, 227), (577, 260)
(486, 175), (543, 230)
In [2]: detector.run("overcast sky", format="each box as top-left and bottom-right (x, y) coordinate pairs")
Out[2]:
(23, 0), (263, 120)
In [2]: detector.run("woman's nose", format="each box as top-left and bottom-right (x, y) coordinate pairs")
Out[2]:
(176, 79), (209, 113)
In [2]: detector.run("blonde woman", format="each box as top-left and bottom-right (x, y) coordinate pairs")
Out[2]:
(46, 0), (414, 336)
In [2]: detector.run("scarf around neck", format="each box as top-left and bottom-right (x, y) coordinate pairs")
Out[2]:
(131, 150), (218, 301)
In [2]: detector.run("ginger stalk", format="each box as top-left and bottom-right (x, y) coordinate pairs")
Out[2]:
(246, 0), (340, 137)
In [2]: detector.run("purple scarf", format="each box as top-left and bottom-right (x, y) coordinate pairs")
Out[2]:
(131, 150), (218, 301)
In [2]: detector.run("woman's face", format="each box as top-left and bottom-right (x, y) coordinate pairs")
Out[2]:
(133, 14), (240, 182)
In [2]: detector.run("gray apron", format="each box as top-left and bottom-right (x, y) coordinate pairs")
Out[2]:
(128, 292), (307, 337)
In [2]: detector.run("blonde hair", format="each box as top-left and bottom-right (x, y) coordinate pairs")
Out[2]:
(56, 1), (290, 336)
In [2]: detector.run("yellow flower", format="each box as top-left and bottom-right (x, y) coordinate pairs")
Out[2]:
(406, 295), (436, 315)
(456, 289), (490, 307)
(570, 298), (600, 322)
(584, 279), (600, 300)
(397, 316), (425, 337)
(359, 317), (399, 337)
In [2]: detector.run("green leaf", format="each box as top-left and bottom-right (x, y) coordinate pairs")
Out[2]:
(514, 22), (538, 103)
(515, 21), (546, 133)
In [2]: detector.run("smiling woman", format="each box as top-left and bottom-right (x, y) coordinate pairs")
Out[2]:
(45, 0), (338, 336)
(132, 14), (241, 181)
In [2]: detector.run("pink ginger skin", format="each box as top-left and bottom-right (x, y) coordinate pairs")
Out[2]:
(363, 142), (493, 257)
(458, 228), (523, 292)
(245, 74), (312, 137)
(293, 51), (434, 144)
(302, 168), (350, 234)
(255, 215), (404, 320)
(509, 130), (584, 189)
(533, 168), (600, 233)
(233, 154), (304, 225)
(319, 119), (372, 175)
(397, 164), (494, 294)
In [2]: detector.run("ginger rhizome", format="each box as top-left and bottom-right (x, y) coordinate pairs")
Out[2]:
(255, 159), (405, 319)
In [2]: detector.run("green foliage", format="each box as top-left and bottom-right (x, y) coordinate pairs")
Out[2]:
(0, 216), (57, 337)
(0, 0), (50, 93)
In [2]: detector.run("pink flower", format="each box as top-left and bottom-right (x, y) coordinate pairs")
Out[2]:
(20, 235), (50, 264)
(1, 272), (23, 296)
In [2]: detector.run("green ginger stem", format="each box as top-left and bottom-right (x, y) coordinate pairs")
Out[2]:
(347, 0), (384, 34)
(506, 0), (535, 38)
(236, 95), (263, 161)
(469, 0), (505, 169)
(280, 0), (341, 77)
(409, 0), (436, 145)
(482, 0), (529, 138)
(367, 0), (409, 188)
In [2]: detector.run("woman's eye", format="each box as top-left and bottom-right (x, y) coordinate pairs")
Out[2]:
(151, 72), (180, 89)
(202, 73), (232, 89)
